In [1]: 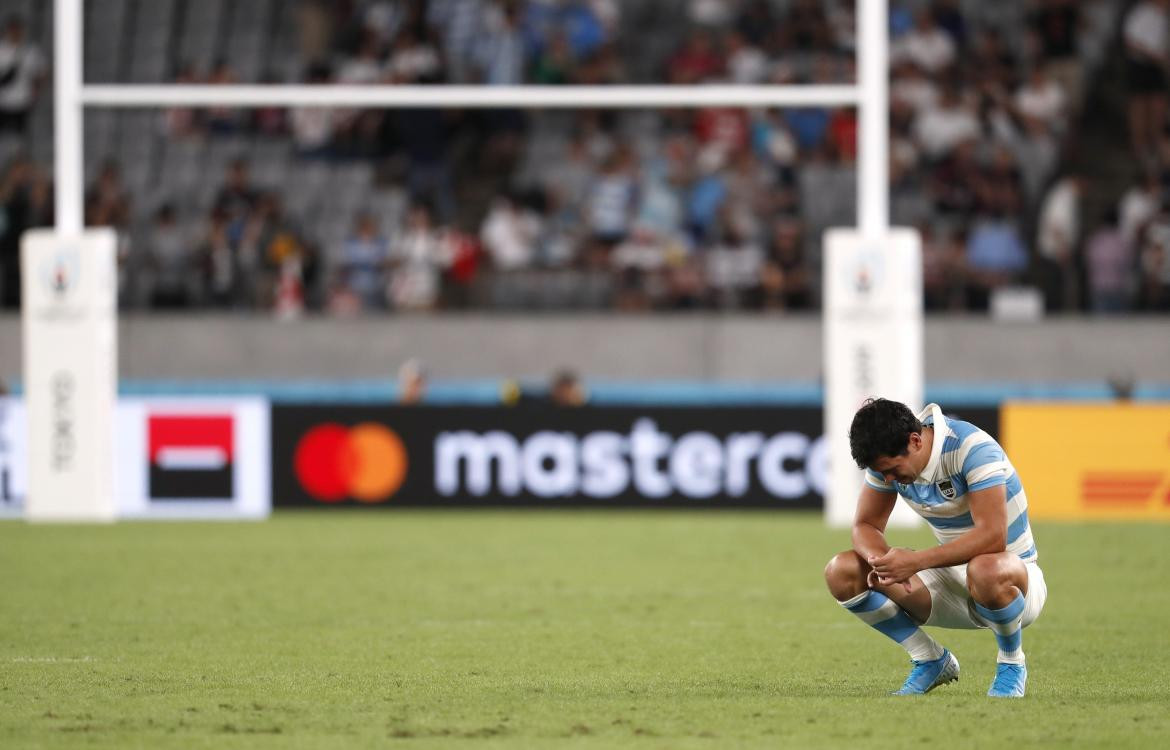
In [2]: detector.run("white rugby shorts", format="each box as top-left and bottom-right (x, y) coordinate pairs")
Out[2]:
(917, 560), (1047, 630)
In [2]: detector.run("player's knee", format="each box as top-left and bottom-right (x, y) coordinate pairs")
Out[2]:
(966, 553), (1012, 600)
(824, 550), (867, 601)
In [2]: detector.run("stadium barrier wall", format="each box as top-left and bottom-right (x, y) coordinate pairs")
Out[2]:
(0, 396), (270, 519)
(2, 315), (1170, 385)
(1001, 402), (1170, 520)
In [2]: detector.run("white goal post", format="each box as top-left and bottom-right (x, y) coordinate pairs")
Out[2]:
(42, 0), (920, 525)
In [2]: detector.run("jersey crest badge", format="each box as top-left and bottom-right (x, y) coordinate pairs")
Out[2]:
(936, 479), (957, 500)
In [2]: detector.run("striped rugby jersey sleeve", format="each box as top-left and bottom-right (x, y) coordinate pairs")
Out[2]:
(864, 468), (897, 493)
(962, 439), (1010, 492)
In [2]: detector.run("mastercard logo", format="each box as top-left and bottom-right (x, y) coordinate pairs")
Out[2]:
(293, 423), (408, 503)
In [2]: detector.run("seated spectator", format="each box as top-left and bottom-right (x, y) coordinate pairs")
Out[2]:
(480, 194), (540, 271)
(892, 9), (956, 75)
(932, 0), (968, 50)
(724, 30), (768, 84)
(0, 157), (51, 308)
(686, 153), (728, 244)
(1085, 210), (1133, 313)
(1029, 0), (1083, 110)
(290, 63), (337, 159)
(427, 0), (488, 83)
(335, 212), (390, 310)
(891, 60), (939, 115)
(668, 31), (722, 84)
(735, 0), (775, 48)
(705, 222), (764, 308)
(204, 60), (244, 134)
(397, 358), (428, 404)
(1137, 212), (1170, 310)
(1013, 65), (1067, 134)
(1124, 0), (1170, 165)
(914, 85), (980, 161)
(474, 2), (526, 85)
(781, 0), (833, 54)
(531, 30), (576, 84)
(84, 161), (132, 230)
(586, 147), (638, 248)
(389, 202), (451, 310)
(965, 213), (1029, 310)
(144, 204), (195, 308)
(1036, 174), (1086, 310)
(920, 224), (966, 311)
(161, 63), (204, 139)
(213, 159), (260, 243)
(325, 269), (363, 316)
(549, 368), (588, 406)
(759, 217), (813, 310)
(0, 16), (45, 136)
(689, 0), (734, 28)
(197, 208), (237, 308)
(1119, 171), (1162, 249)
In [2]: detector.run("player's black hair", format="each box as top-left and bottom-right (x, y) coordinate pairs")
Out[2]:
(848, 398), (924, 469)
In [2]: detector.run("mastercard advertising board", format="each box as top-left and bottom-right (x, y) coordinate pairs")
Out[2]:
(271, 405), (998, 509)
(273, 405), (830, 508)
(1001, 402), (1170, 520)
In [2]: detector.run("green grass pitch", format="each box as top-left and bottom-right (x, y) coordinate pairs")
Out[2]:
(2, 512), (1168, 748)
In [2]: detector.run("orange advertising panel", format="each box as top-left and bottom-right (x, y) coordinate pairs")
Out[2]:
(1001, 403), (1170, 520)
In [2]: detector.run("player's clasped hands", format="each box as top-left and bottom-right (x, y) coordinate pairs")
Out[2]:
(868, 548), (917, 593)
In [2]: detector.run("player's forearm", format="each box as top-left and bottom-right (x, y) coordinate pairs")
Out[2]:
(851, 523), (890, 562)
(913, 525), (1005, 570)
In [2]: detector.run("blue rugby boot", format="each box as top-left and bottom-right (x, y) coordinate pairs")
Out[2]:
(987, 662), (1027, 698)
(893, 649), (960, 695)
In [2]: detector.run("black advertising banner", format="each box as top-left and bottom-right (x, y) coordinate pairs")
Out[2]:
(271, 405), (999, 509)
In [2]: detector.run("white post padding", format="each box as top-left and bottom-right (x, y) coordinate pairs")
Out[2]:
(21, 229), (119, 521)
(823, 229), (923, 529)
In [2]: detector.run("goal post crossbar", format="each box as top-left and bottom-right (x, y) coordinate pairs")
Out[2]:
(78, 84), (863, 109)
(58, 0), (889, 237)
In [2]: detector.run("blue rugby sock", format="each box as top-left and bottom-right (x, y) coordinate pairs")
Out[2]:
(974, 592), (1026, 665)
(840, 589), (944, 662)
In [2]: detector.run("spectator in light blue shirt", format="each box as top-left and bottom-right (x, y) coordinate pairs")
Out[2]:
(965, 214), (1029, 310)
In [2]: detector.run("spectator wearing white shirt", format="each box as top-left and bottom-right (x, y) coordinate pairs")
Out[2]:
(1013, 66), (1067, 134)
(386, 28), (442, 83)
(335, 33), (386, 155)
(290, 64), (336, 158)
(724, 31), (768, 84)
(0, 17), (44, 135)
(480, 194), (540, 271)
(1036, 175), (1086, 310)
(891, 60), (939, 115)
(705, 223), (764, 309)
(893, 10), (956, 75)
(389, 202), (451, 310)
(914, 86), (980, 161)
(1124, 0), (1170, 164)
(1118, 171), (1162, 249)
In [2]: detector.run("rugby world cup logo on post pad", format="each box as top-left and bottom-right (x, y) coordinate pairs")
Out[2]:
(40, 249), (81, 298)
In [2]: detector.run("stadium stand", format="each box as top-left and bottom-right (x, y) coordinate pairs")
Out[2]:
(1, 0), (1166, 314)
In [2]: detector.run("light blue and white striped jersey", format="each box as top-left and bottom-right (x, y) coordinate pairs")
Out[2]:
(864, 404), (1038, 562)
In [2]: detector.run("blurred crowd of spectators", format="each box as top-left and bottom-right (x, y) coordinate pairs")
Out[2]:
(1, 1), (1169, 314)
